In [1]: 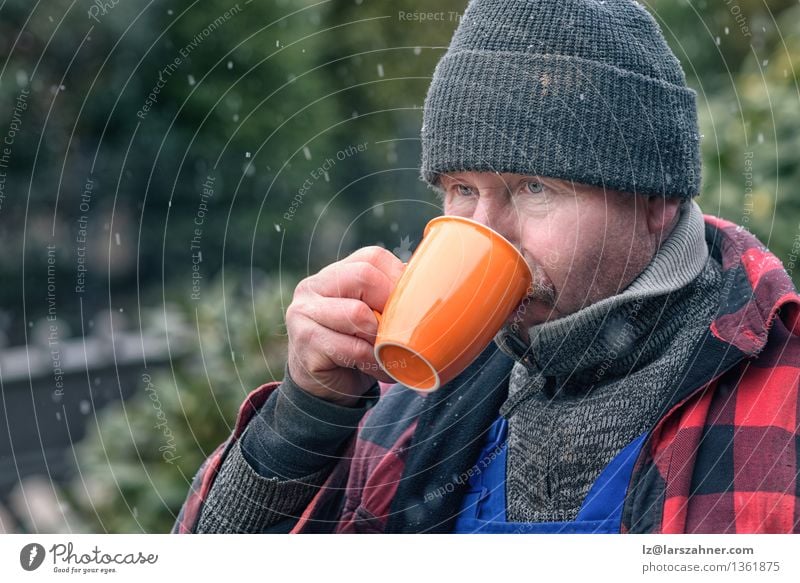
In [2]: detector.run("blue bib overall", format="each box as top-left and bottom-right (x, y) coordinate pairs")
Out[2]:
(453, 416), (647, 533)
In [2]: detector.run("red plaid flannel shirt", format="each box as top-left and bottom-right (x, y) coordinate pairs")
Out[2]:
(174, 214), (800, 533)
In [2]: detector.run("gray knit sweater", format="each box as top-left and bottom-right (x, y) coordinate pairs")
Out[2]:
(495, 199), (722, 522)
(195, 366), (379, 533)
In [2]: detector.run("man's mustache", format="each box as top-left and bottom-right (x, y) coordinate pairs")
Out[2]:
(524, 261), (556, 305)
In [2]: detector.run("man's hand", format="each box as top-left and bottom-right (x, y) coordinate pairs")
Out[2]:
(285, 246), (405, 407)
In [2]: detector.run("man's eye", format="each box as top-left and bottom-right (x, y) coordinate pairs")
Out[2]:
(456, 184), (475, 197)
(525, 180), (543, 194)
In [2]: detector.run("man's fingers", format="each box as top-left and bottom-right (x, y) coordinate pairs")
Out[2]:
(305, 261), (396, 312)
(302, 297), (379, 344)
(292, 317), (394, 383)
(321, 246), (405, 286)
(284, 245), (408, 398)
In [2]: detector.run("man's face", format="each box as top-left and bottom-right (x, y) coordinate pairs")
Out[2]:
(438, 171), (658, 334)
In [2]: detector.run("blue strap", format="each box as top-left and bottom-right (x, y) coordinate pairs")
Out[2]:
(575, 431), (648, 522)
(453, 416), (648, 533)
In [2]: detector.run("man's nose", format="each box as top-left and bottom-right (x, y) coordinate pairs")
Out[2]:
(470, 197), (522, 247)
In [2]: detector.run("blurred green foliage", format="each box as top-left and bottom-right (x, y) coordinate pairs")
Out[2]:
(68, 271), (292, 533)
(0, 0), (797, 531)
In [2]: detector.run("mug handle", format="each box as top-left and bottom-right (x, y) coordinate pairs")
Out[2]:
(371, 260), (407, 328)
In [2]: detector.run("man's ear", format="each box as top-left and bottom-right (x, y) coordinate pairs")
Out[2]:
(645, 196), (681, 246)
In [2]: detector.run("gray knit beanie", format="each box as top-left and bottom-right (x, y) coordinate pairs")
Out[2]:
(420, 0), (701, 199)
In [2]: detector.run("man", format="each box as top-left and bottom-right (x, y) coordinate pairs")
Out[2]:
(174, 0), (800, 533)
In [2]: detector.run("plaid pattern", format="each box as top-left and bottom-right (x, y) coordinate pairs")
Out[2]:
(174, 214), (800, 534)
(623, 216), (800, 533)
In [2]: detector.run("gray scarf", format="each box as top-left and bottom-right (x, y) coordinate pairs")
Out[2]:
(493, 200), (722, 522)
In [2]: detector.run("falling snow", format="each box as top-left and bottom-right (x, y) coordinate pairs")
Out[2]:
(188, 74), (196, 86)
(377, 63), (384, 77)
(303, 146), (312, 160)
(227, 61), (234, 70)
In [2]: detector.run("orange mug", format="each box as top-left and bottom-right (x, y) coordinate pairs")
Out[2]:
(373, 216), (533, 392)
